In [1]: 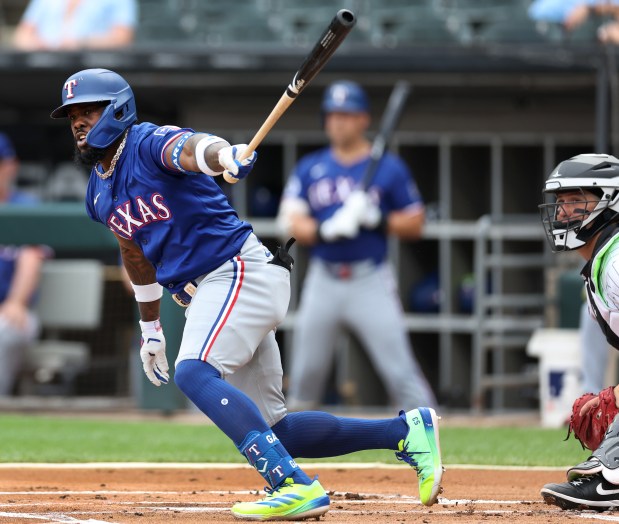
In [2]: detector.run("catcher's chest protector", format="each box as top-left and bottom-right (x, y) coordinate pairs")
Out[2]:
(582, 226), (619, 350)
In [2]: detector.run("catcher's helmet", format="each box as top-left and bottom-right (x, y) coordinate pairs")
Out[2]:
(540, 153), (619, 251)
(322, 80), (369, 114)
(51, 68), (137, 149)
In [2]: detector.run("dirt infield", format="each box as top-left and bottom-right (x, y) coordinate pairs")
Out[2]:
(0, 465), (615, 523)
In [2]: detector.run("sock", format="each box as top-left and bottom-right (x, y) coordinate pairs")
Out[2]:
(174, 359), (311, 486)
(272, 411), (408, 458)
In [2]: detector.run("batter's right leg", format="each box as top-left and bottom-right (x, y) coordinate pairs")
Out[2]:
(175, 360), (329, 520)
(227, 330), (287, 427)
(173, 236), (330, 521)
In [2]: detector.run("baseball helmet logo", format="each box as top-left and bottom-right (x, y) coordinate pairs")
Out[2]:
(331, 84), (349, 105)
(51, 68), (138, 149)
(64, 79), (78, 99)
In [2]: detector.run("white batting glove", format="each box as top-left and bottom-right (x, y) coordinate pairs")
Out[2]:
(342, 190), (368, 219)
(139, 319), (169, 387)
(343, 190), (382, 230)
(319, 204), (361, 242)
(218, 144), (257, 183)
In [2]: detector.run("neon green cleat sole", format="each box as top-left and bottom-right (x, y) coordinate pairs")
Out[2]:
(396, 407), (444, 506)
(231, 478), (330, 521)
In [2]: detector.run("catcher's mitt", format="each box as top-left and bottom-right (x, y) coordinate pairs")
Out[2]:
(567, 386), (619, 451)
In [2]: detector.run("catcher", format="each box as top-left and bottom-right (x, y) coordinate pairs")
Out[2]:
(540, 153), (619, 510)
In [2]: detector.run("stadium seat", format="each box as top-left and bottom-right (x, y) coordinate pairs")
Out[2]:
(433, 0), (545, 44)
(267, 1), (348, 48)
(528, 1), (601, 44)
(15, 162), (49, 201)
(45, 162), (89, 202)
(20, 260), (104, 396)
(138, 0), (271, 45)
(136, 0), (187, 43)
(474, 13), (547, 44)
(343, 0), (456, 47)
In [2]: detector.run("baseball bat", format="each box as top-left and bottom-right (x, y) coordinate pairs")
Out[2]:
(224, 9), (356, 184)
(361, 80), (411, 189)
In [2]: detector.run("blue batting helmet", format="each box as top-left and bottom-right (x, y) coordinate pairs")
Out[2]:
(322, 80), (369, 114)
(51, 68), (137, 149)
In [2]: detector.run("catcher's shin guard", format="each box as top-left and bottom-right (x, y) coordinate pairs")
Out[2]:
(593, 413), (619, 484)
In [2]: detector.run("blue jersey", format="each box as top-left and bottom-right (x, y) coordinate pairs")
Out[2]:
(0, 246), (20, 303)
(284, 147), (423, 264)
(5, 190), (39, 205)
(0, 191), (42, 303)
(85, 122), (253, 294)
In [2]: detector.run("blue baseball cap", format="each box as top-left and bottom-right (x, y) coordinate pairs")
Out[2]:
(0, 133), (16, 159)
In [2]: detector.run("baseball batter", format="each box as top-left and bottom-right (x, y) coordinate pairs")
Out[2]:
(278, 80), (437, 411)
(51, 69), (443, 520)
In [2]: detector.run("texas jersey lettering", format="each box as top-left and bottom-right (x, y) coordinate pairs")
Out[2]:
(106, 193), (171, 238)
(283, 148), (423, 264)
(85, 122), (253, 293)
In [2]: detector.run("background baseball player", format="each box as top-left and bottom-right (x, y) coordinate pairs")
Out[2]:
(51, 68), (443, 521)
(0, 132), (47, 396)
(538, 153), (619, 510)
(277, 80), (437, 411)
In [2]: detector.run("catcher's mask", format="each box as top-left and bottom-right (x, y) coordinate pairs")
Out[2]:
(539, 153), (619, 252)
(51, 68), (137, 149)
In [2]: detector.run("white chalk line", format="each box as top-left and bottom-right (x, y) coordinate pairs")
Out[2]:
(575, 515), (619, 522)
(0, 507), (570, 520)
(0, 512), (117, 523)
(1, 506), (611, 521)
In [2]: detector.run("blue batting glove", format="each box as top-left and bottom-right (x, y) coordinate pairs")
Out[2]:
(218, 144), (258, 182)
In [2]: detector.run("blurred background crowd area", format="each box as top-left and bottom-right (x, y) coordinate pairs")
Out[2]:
(0, 0), (615, 415)
(0, 0), (613, 51)
(0, 0), (615, 204)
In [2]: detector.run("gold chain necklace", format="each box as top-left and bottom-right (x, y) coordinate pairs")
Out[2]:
(96, 131), (128, 180)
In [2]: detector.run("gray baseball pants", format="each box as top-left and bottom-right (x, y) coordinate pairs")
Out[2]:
(287, 258), (437, 410)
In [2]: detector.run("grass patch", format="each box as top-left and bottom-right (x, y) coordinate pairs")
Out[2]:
(0, 414), (588, 466)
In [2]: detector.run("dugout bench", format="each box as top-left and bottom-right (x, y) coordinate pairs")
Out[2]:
(0, 202), (187, 412)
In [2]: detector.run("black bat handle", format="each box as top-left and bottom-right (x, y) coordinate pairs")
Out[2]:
(286, 9), (356, 99)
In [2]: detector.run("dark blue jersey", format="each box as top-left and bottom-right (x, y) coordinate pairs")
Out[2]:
(0, 246), (19, 303)
(0, 191), (42, 303)
(85, 122), (252, 294)
(284, 147), (423, 264)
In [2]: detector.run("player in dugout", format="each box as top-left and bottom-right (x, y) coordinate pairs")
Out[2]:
(540, 154), (619, 510)
(277, 80), (437, 413)
(50, 68), (443, 521)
